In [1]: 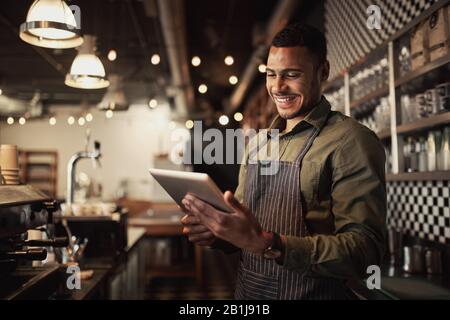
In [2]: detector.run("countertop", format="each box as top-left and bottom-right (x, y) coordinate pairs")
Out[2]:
(351, 264), (450, 300)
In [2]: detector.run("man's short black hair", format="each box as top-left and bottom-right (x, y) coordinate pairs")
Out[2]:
(271, 23), (327, 65)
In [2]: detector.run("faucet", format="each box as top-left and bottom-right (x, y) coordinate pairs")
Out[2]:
(66, 140), (101, 209)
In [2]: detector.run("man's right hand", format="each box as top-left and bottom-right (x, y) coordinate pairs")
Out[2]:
(180, 212), (216, 247)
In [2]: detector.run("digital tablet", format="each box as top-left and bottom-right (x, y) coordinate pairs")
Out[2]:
(148, 168), (234, 213)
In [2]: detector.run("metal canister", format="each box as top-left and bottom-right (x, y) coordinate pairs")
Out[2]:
(425, 247), (443, 274)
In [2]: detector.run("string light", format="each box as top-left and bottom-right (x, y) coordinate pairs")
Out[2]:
(67, 116), (75, 125)
(107, 49), (117, 61)
(105, 109), (113, 119)
(185, 120), (194, 129)
(151, 54), (160, 65)
(7, 117), (14, 125)
(219, 115), (229, 126)
(198, 84), (208, 94)
(234, 112), (243, 122)
(49, 117), (56, 125)
(191, 56), (201, 67)
(229, 75), (238, 85)
(224, 55), (234, 66)
(258, 64), (267, 73)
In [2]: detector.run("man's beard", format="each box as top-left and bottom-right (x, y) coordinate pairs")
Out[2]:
(278, 108), (305, 120)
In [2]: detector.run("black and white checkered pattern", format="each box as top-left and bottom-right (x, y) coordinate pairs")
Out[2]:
(387, 181), (450, 244)
(325, 0), (439, 78)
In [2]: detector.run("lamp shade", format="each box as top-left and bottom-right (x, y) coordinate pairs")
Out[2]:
(65, 35), (110, 89)
(19, 0), (83, 49)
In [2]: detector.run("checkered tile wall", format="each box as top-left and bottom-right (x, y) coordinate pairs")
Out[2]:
(325, 0), (439, 78)
(387, 181), (450, 244)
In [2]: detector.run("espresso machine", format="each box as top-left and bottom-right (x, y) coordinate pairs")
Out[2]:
(0, 184), (68, 299)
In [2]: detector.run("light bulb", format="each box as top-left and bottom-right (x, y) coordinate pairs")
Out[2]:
(191, 56), (201, 67)
(68, 116), (75, 125)
(224, 55), (234, 66)
(149, 99), (158, 109)
(219, 115), (229, 126)
(234, 112), (243, 122)
(85, 113), (93, 122)
(106, 109), (113, 119)
(19, 117), (26, 125)
(108, 49), (117, 61)
(198, 84), (208, 94)
(78, 117), (85, 126)
(49, 117), (56, 125)
(185, 120), (194, 129)
(258, 64), (266, 73)
(229, 75), (238, 85)
(151, 54), (160, 65)
(7, 117), (14, 125)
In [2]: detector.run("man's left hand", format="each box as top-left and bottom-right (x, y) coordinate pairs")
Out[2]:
(182, 191), (272, 254)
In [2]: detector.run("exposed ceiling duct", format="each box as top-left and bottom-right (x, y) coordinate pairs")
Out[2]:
(226, 0), (300, 113)
(156, 0), (194, 118)
(97, 74), (128, 111)
(0, 91), (43, 117)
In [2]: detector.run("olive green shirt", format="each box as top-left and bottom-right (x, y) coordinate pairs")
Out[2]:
(233, 96), (387, 280)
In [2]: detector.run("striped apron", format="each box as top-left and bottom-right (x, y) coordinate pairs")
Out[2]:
(235, 115), (348, 300)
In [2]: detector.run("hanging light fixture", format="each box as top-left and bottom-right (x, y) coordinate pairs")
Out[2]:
(19, 0), (83, 49)
(65, 35), (110, 89)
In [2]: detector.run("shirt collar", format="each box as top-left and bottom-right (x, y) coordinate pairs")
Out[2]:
(268, 96), (332, 137)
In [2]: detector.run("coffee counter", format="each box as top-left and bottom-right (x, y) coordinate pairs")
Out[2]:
(349, 264), (450, 300)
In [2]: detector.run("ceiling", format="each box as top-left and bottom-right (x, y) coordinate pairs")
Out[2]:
(0, 0), (321, 119)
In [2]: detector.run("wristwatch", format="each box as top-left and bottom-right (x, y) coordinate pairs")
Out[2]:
(262, 231), (283, 260)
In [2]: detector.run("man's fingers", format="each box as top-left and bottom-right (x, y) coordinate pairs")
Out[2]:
(181, 214), (201, 225)
(182, 224), (209, 235)
(188, 231), (215, 242)
(224, 191), (250, 216)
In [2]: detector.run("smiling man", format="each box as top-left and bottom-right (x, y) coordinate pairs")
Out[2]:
(181, 23), (387, 300)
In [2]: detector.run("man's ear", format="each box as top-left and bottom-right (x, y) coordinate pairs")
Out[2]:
(321, 60), (330, 82)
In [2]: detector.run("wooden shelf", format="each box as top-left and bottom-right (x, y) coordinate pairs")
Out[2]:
(387, 171), (450, 181)
(395, 54), (450, 88)
(27, 175), (56, 182)
(18, 150), (58, 198)
(25, 162), (56, 167)
(377, 129), (391, 140)
(350, 86), (389, 109)
(397, 112), (450, 135)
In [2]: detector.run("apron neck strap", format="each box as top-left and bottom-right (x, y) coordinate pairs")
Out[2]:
(294, 109), (331, 165)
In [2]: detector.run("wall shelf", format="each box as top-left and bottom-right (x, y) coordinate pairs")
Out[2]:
(350, 86), (389, 110)
(397, 112), (450, 135)
(377, 129), (391, 140)
(387, 171), (450, 181)
(395, 54), (450, 88)
(18, 150), (58, 198)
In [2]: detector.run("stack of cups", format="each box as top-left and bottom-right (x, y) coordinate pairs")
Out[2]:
(0, 145), (20, 185)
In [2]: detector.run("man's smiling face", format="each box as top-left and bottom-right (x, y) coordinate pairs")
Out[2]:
(266, 46), (324, 120)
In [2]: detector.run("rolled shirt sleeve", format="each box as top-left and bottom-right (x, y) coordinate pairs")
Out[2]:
(282, 124), (387, 279)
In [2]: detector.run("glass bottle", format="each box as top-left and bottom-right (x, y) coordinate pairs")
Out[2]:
(409, 137), (419, 172)
(418, 136), (428, 172)
(404, 137), (411, 172)
(427, 131), (436, 172)
(440, 126), (450, 171)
